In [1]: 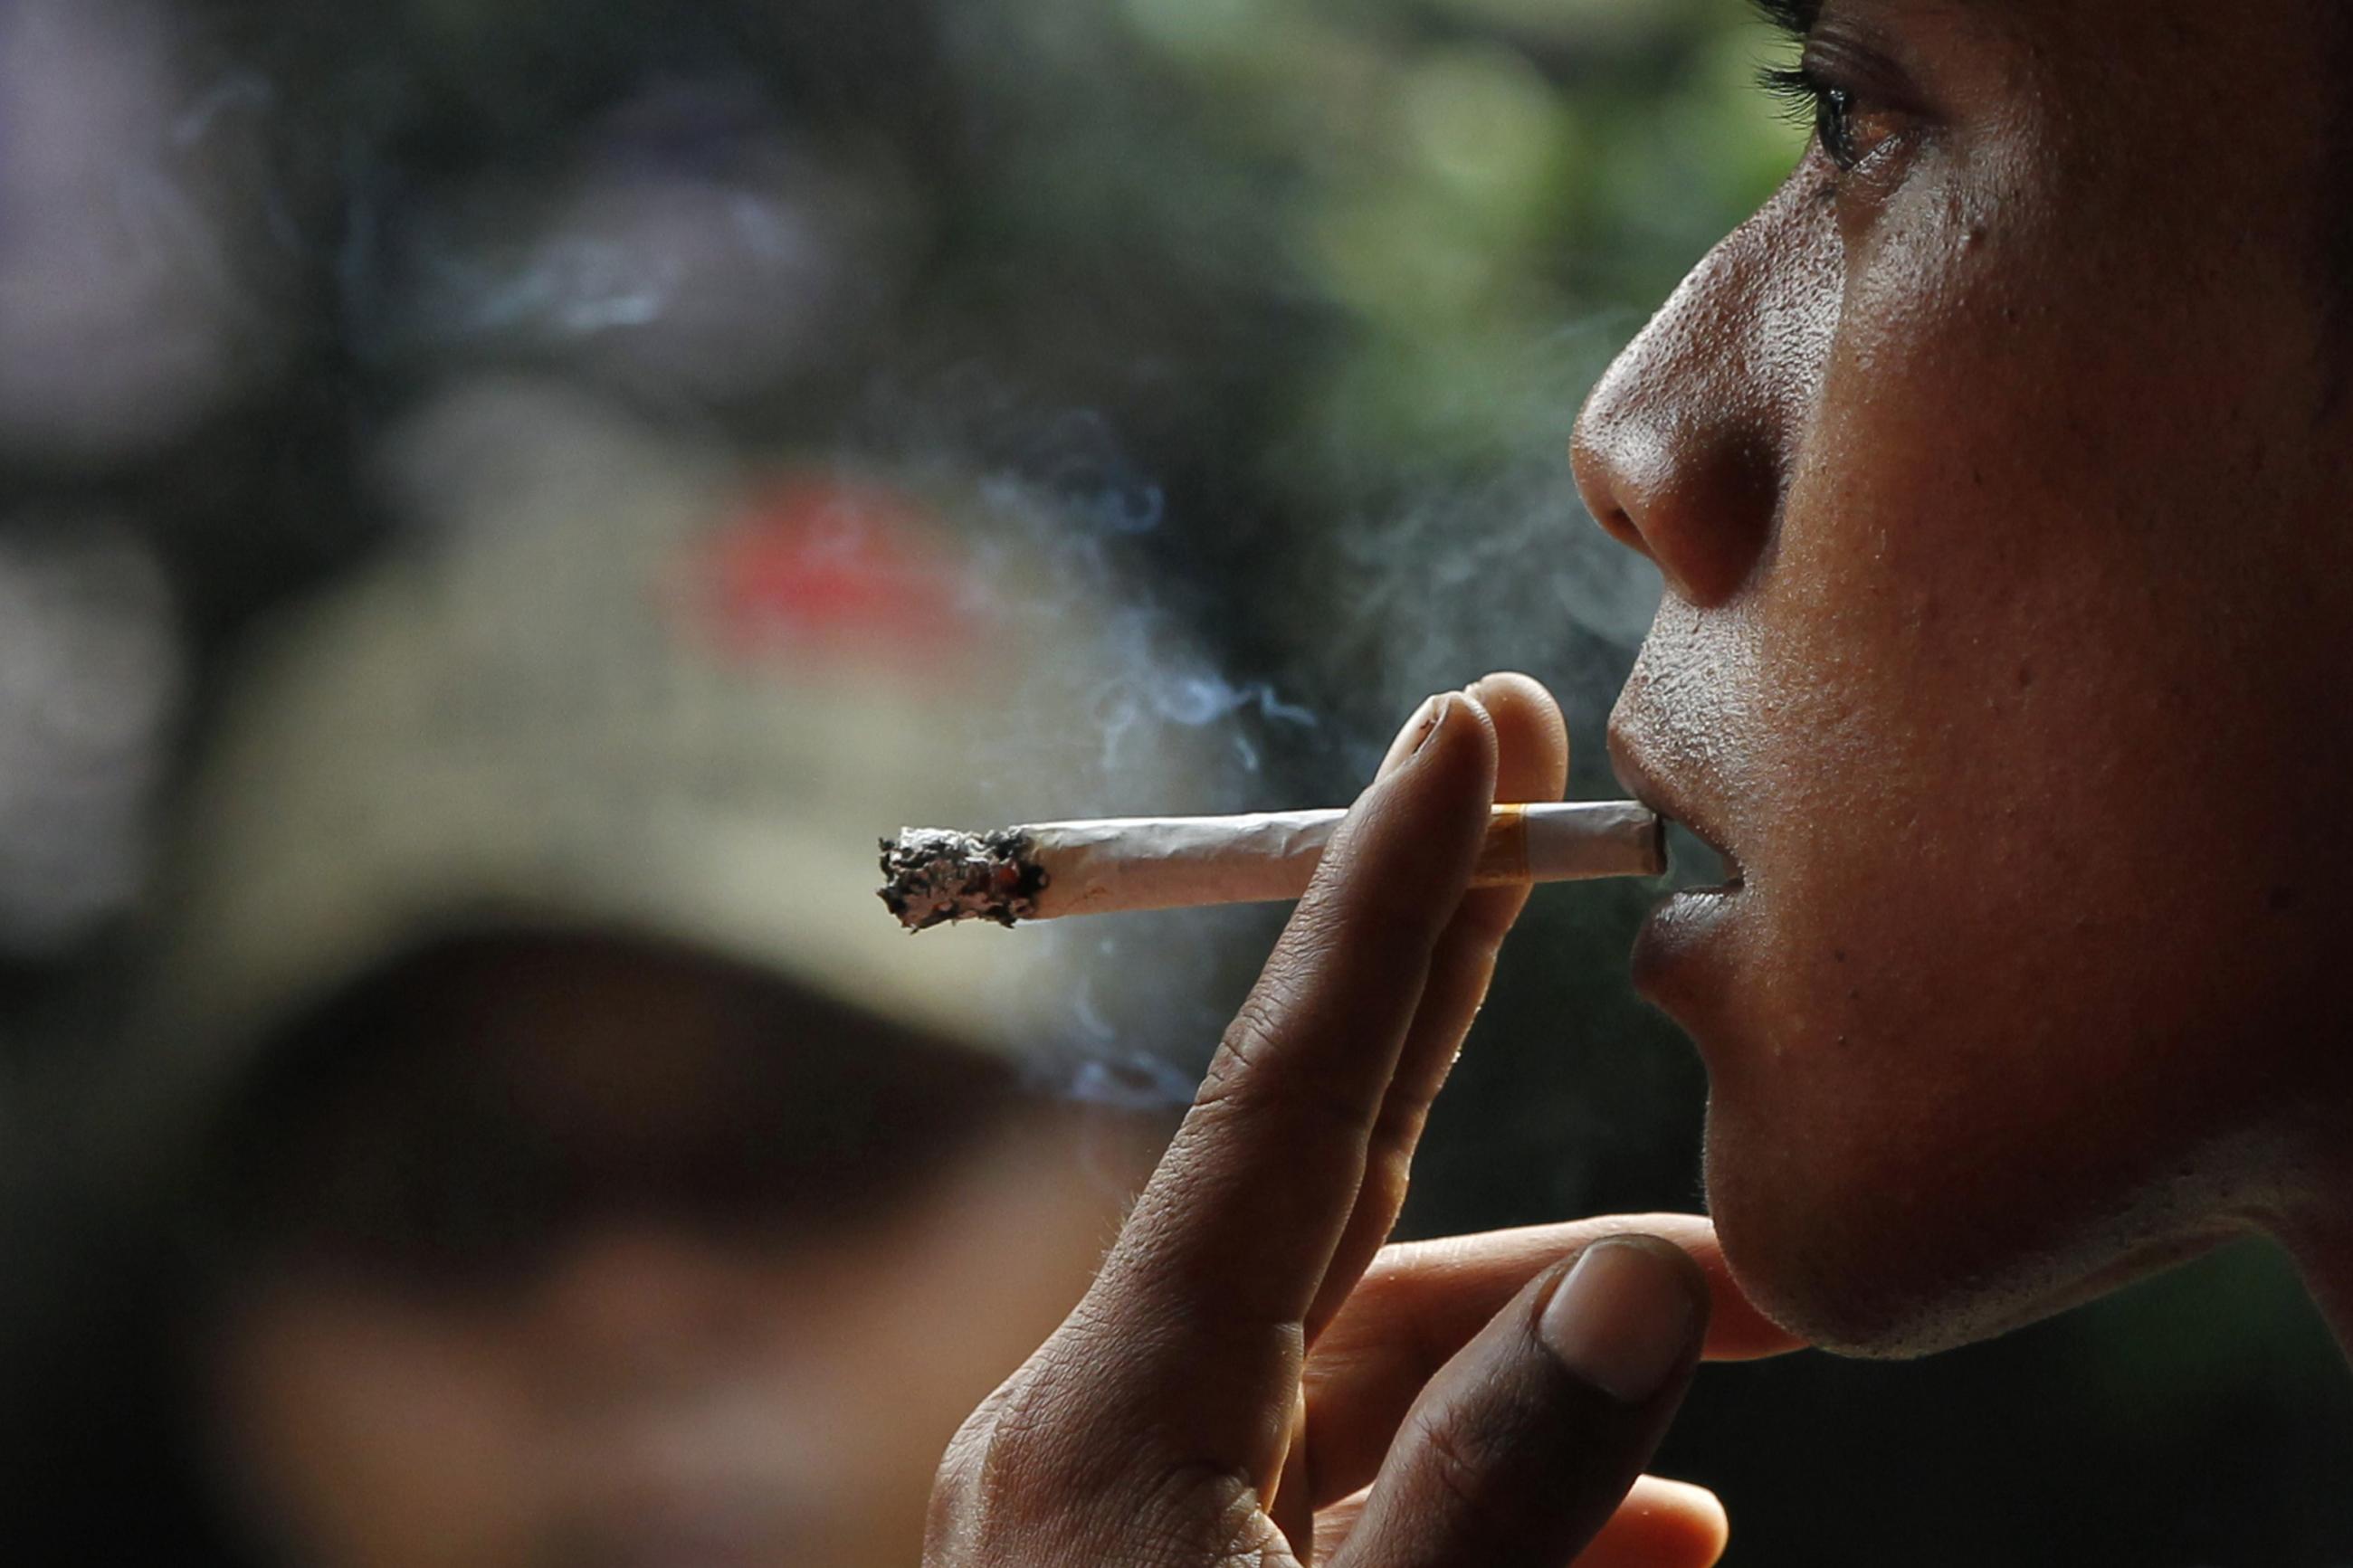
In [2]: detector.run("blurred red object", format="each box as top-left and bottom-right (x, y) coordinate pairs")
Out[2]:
(682, 476), (986, 674)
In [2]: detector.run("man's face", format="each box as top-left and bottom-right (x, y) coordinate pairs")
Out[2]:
(1577, 0), (2353, 1354)
(202, 939), (1159, 1568)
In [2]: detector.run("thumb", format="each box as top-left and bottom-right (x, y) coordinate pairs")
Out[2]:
(1329, 1237), (1709, 1568)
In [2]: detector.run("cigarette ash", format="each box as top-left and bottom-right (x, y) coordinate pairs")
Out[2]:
(879, 826), (1049, 931)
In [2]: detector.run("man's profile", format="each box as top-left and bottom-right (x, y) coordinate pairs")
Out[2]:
(919, 1), (2353, 1563)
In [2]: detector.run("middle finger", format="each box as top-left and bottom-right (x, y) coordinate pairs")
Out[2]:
(1075, 690), (1500, 1470)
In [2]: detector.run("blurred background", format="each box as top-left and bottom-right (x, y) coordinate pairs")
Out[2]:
(1, 0), (2348, 1563)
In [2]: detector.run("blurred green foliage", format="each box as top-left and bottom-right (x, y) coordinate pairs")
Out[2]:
(962, 0), (1802, 466)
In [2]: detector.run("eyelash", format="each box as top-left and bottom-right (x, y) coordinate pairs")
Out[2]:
(1758, 62), (1868, 173)
(1749, 0), (1868, 172)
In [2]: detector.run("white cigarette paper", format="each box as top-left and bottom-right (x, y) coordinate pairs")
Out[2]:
(880, 802), (1665, 930)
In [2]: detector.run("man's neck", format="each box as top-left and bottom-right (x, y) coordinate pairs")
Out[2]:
(2269, 1169), (2353, 1364)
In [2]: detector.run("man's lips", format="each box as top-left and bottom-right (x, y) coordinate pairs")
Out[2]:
(1607, 734), (1745, 893)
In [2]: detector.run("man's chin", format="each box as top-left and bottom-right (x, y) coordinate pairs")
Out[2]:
(1701, 1145), (2108, 1362)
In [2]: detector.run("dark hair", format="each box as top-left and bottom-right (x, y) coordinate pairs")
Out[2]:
(194, 927), (1024, 1286)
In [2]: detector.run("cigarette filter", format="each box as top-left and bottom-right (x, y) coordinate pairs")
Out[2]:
(880, 802), (1664, 931)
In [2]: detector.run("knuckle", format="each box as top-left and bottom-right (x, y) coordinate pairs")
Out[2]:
(1196, 992), (1377, 1138)
(1202, 991), (1286, 1099)
(1406, 1364), (1568, 1518)
(928, 1383), (1027, 1522)
(932, 1425), (1270, 1568)
(1151, 1465), (1291, 1568)
(978, 1380), (1081, 1498)
(925, 1369), (1127, 1555)
(1305, 832), (1457, 944)
(1209, 972), (1318, 1086)
(927, 1352), (1315, 1568)
(926, 1417), (993, 1546)
(1410, 1406), (1508, 1517)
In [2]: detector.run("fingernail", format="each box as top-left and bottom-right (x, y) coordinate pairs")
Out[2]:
(1538, 1240), (1699, 1405)
(1375, 692), (1453, 780)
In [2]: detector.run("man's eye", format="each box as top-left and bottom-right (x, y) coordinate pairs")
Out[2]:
(1763, 68), (1900, 175)
(1814, 85), (1861, 168)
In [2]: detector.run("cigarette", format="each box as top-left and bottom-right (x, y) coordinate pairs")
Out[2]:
(879, 803), (1664, 931)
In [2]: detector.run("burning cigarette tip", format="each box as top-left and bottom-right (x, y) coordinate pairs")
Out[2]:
(879, 828), (1049, 931)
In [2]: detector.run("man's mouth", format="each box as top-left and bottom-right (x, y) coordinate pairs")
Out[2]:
(1662, 818), (1745, 894)
(1606, 735), (1745, 895)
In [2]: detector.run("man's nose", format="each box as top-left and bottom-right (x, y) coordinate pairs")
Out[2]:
(527, 1224), (771, 1400)
(1569, 187), (1824, 607)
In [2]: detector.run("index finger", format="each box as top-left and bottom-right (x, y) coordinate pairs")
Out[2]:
(1304, 672), (1571, 1342)
(1077, 690), (1500, 1462)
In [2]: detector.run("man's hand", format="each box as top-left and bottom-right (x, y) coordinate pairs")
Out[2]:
(924, 675), (1802, 1568)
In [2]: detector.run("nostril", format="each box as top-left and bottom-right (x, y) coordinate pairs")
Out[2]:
(1577, 431), (1777, 609)
(1592, 503), (1649, 556)
(1570, 406), (1656, 565)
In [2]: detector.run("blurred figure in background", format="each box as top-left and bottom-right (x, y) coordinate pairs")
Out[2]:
(95, 390), (1178, 1568)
